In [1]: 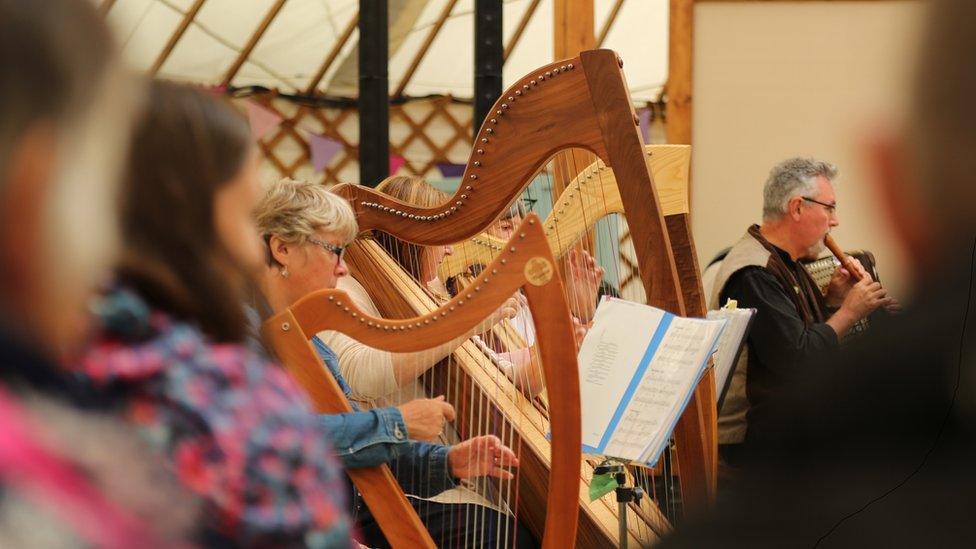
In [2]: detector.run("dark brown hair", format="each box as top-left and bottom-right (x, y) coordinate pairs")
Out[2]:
(117, 81), (252, 341)
(373, 175), (448, 281)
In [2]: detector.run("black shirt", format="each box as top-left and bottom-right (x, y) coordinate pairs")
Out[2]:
(719, 245), (838, 445)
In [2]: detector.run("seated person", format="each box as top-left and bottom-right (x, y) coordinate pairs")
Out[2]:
(709, 157), (895, 463)
(254, 177), (527, 548)
(371, 176), (546, 395)
(74, 81), (359, 546)
(0, 1), (195, 545)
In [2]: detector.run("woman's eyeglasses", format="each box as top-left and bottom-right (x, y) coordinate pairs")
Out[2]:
(308, 237), (345, 259)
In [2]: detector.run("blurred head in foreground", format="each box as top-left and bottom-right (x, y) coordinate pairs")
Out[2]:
(0, 0), (138, 354)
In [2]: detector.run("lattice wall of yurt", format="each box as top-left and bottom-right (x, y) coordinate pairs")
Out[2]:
(240, 93), (474, 186)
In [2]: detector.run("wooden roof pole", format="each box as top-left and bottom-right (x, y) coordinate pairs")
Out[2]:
(305, 13), (359, 95)
(393, 0), (459, 98)
(666, 0), (693, 146)
(221, 0), (289, 88)
(503, 0), (542, 62)
(596, 0), (626, 47)
(554, 0), (594, 59)
(150, 0), (208, 76)
(552, 0), (595, 201)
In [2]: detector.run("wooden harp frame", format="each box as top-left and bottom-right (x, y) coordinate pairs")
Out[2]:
(261, 214), (582, 549)
(334, 49), (716, 511)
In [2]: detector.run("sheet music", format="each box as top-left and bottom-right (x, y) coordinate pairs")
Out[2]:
(578, 298), (726, 465)
(706, 308), (756, 399)
(578, 300), (667, 451)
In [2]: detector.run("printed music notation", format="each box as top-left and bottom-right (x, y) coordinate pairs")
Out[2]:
(577, 298), (727, 465)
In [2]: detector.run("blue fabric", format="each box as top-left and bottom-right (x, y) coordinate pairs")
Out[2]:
(311, 336), (456, 497)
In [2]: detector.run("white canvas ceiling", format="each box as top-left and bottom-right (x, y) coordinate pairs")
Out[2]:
(104, 0), (669, 101)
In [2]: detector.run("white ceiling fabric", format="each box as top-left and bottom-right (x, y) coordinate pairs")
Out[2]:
(105, 0), (668, 101)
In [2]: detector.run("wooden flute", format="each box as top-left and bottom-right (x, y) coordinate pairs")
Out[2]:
(824, 234), (868, 282)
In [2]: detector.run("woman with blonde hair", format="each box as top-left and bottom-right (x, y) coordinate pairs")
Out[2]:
(255, 177), (533, 548)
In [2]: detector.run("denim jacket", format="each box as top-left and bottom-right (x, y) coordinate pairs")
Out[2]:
(312, 338), (456, 499)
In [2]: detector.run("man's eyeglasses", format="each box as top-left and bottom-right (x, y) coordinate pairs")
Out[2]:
(801, 196), (837, 215)
(308, 237), (345, 259)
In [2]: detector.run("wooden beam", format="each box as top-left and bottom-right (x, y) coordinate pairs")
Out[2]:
(596, 0), (626, 48)
(98, 0), (118, 16)
(221, 0), (289, 87)
(305, 13), (359, 95)
(503, 0), (541, 62)
(150, 0), (208, 76)
(393, 0), (459, 98)
(666, 0), (693, 146)
(554, 0), (594, 59)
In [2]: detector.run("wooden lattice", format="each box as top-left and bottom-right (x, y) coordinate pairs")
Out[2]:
(240, 92), (474, 186)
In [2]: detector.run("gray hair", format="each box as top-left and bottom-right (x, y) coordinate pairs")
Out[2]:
(255, 178), (359, 264)
(762, 157), (838, 221)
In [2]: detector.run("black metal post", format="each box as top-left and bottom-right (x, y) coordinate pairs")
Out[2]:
(474, 0), (503, 129)
(359, 0), (389, 187)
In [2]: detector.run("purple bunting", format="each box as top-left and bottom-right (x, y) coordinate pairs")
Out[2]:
(436, 162), (466, 178)
(638, 108), (652, 143)
(309, 133), (344, 172)
(244, 100), (282, 142)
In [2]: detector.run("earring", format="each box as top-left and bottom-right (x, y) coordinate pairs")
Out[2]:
(280, 266), (289, 278)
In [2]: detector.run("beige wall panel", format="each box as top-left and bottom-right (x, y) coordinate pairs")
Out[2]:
(693, 0), (924, 297)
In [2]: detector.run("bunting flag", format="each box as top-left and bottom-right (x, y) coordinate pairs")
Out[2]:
(638, 108), (652, 143)
(244, 99), (283, 142)
(436, 162), (466, 178)
(389, 154), (407, 174)
(308, 133), (344, 172)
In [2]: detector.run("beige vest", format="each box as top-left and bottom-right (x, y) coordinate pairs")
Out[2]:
(708, 231), (772, 445)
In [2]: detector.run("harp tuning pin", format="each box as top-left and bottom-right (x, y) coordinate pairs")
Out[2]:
(281, 322), (290, 331)
(519, 233), (526, 239)
(530, 80), (537, 86)
(473, 161), (481, 167)
(477, 149), (485, 155)
(490, 118), (497, 125)
(528, 219), (535, 225)
(568, 63), (574, 69)
(486, 128), (493, 134)
(470, 174), (478, 180)
(501, 104), (508, 109)
(561, 65), (567, 71)
(465, 185), (473, 190)
(545, 71), (552, 77)
(481, 137), (489, 143)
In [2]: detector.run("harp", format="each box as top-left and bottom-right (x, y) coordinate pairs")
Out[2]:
(331, 49), (715, 545)
(261, 214), (581, 548)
